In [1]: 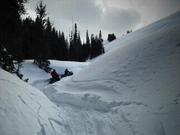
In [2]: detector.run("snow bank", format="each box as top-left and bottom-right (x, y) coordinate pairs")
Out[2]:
(1, 11), (180, 135)
(44, 11), (180, 135)
(0, 69), (73, 135)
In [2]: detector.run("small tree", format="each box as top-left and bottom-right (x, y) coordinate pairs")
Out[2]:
(126, 30), (132, 34)
(0, 46), (15, 73)
(35, 1), (47, 26)
(69, 23), (83, 61)
(107, 33), (116, 42)
(90, 33), (104, 59)
(33, 1), (50, 59)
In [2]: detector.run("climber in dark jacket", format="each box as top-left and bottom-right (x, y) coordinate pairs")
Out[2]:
(50, 69), (60, 83)
(61, 69), (73, 78)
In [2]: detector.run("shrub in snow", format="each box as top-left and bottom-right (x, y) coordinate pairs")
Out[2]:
(107, 33), (116, 42)
(0, 46), (15, 73)
(33, 59), (51, 73)
(126, 30), (132, 34)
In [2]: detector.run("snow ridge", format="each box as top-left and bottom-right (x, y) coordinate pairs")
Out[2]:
(1, 11), (180, 135)
(43, 11), (180, 135)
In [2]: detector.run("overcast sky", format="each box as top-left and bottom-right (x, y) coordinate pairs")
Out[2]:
(25, 0), (180, 39)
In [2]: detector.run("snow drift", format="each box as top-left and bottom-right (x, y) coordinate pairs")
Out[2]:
(44, 11), (180, 135)
(0, 69), (74, 135)
(0, 11), (180, 135)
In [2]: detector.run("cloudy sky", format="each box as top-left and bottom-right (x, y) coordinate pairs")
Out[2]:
(25, 0), (180, 39)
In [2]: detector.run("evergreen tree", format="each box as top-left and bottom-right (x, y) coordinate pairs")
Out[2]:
(81, 30), (91, 61)
(0, 0), (105, 63)
(44, 17), (52, 58)
(90, 31), (104, 59)
(60, 32), (68, 60)
(35, 0), (47, 26)
(45, 17), (52, 33)
(0, 46), (15, 73)
(0, 0), (27, 59)
(34, 1), (50, 59)
(69, 23), (82, 61)
(85, 30), (91, 58)
(90, 34), (95, 59)
(21, 17), (35, 58)
(99, 30), (103, 43)
(107, 33), (116, 42)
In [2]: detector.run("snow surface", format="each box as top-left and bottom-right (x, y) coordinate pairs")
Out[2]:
(0, 11), (180, 135)
(19, 60), (89, 89)
(43, 11), (180, 135)
(0, 69), (75, 135)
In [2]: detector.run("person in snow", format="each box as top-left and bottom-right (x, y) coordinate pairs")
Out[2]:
(50, 69), (60, 83)
(64, 68), (73, 76)
(64, 68), (69, 76)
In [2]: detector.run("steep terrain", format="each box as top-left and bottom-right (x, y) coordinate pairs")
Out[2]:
(0, 69), (74, 135)
(44, 11), (180, 135)
(0, 11), (180, 135)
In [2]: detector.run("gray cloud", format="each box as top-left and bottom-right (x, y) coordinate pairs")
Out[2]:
(25, 0), (103, 38)
(27, 0), (102, 24)
(25, 0), (180, 39)
(106, 0), (180, 25)
(101, 8), (141, 34)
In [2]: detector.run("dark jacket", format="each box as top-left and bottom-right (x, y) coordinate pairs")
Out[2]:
(51, 70), (60, 79)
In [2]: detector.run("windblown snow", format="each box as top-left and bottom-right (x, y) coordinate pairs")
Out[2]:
(1, 11), (180, 135)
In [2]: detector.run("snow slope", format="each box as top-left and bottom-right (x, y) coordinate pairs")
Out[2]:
(43, 11), (180, 135)
(0, 69), (78, 135)
(0, 11), (180, 135)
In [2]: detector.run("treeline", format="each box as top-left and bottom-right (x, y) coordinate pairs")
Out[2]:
(0, 0), (104, 62)
(69, 24), (104, 61)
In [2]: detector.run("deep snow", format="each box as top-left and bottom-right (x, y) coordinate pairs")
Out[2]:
(43, 11), (180, 135)
(0, 69), (75, 135)
(0, 11), (180, 135)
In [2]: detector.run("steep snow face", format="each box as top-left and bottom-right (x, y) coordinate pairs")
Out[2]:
(44, 11), (180, 135)
(0, 69), (74, 135)
(1, 11), (180, 135)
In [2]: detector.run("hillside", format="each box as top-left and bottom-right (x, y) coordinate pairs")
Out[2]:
(0, 11), (180, 135)
(0, 69), (75, 135)
(43, 11), (180, 135)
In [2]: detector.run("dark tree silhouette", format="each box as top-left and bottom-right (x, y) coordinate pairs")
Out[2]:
(0, 46), (15, 73)
(0, 0), (27, 59)
(83, 30), (91, 60)
(69, 23), (83, 61)
(107, 33), (116, 42)
(90, 31), (104, 59)
(0, 0), (105, 65)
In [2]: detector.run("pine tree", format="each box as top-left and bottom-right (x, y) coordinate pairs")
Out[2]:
(82, 30), (91, 61)
(34, 1), (50, 59)
(90, 31), (105, 59)
(99, 30), (103, 43)
(60, 32), (68, 60)
(35, 1), (47, 26)
(69, 23), (82, 61)
(107, 33), (116, 42)
(0, 46), (15, 73)
(0, 0), (27, 59)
